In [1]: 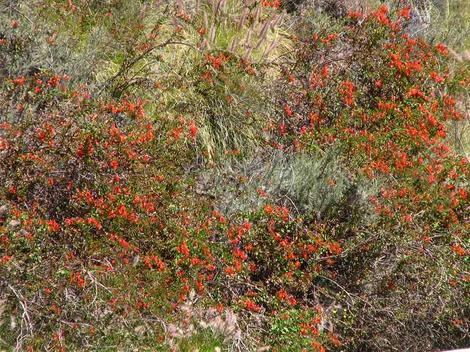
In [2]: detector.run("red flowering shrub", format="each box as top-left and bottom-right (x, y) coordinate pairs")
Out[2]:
(267, 5), (470, 350)
(0, 72), (210, 348)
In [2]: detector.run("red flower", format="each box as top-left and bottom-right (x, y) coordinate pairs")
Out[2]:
(170, 126), (183, 140)
(328, 242), (343, 255)
(403, 214), (413, 223)
(243, 299), (262, 313)
(407, 87), (425, 99)
(12, 76), (26, 86)
(284, 104), (293, 117)
(262, 0), (282, 8)
(339, 81), (356, 106)
(430, 71), (444, 83)
(311, 340), (326, 352)
(189, 121), (198, 139)
(46, 220), (61, 233)
(398, 7), (411, 20)
(347, 11), (362, 20)
(436, 43), (448, 56)
(372, 5), (390, 26)
(264, 204), (274, 215)
(328, 332), (342, 347)
(451, 243), (467, 256)
(109, 159), (119, 170)
(118, 237), (132, 250)
(177, 241), (190, 257)
(1, 255), (13, 264)
(206, 53), (229, 70)
(197, 27), (206, 36)
(71, 272), (85, 288)
(86, 217), (102, 230)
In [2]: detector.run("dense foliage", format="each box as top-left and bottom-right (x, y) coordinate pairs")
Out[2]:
(0, 1), (468, 351)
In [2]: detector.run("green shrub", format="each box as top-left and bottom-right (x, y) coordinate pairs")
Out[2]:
(271, 4), (469, 350)
(0, 2), (468, 352)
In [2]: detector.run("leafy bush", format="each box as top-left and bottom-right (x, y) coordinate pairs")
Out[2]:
(270, 4), (469, 350)
(0, 69), (203, 349)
